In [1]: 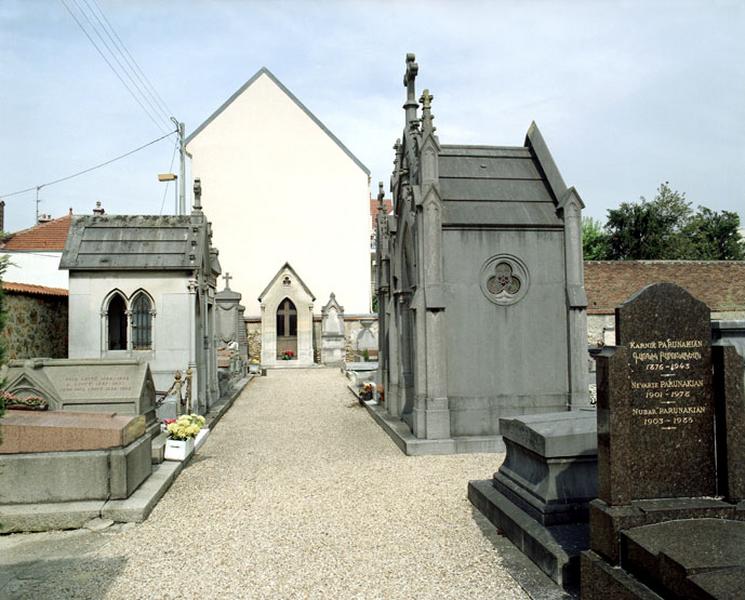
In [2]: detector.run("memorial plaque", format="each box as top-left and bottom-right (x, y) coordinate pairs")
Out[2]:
(1, 358), (156, 425)
(597, 283), (716, 503)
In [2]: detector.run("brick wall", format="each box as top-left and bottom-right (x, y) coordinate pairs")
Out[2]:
(585, 261), (745, 315)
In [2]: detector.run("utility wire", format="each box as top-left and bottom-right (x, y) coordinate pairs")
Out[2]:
(89, 0), (174, 120)
(59, 0), (168, 133)
(0, 130), (176, 200)
(76, 0), (171, 127)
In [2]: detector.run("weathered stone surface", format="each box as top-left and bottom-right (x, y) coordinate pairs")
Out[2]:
(0, 434), (151, 504)
(493, 411), (597, 526)
(713, 345), (745, 502)
(622, 519), (745, 599)
(596, 283), (716, 504)
(1, 358), (157, 426)
(0, 411), (145, 453)
(589, 497), (742, 565)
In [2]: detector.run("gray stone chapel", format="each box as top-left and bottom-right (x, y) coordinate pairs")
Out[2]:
(375, 54), (589, 453)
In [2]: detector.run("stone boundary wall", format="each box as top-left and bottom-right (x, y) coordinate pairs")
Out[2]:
(2, 290), (68, 359)
(585, 261), (745, 347)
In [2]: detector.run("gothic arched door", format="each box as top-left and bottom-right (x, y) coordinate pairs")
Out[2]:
(276, 298), (298, 360)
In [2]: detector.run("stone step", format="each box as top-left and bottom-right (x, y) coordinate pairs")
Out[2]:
(151, 431), (168, 464)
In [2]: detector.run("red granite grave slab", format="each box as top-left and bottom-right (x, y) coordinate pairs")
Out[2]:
(0, 410), (146, 453)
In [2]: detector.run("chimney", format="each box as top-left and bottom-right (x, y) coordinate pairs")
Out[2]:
(92, 201), (105, 216)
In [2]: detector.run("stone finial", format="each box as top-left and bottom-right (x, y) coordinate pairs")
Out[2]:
(403, 53), (419, 124)
(420, 89), (436, 134)
(193, 178), (202, 211)
(223, 272), (232, 290)
(377, 181), (385, 205)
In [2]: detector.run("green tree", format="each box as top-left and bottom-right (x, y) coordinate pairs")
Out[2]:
(605, 182), (692, 260)
(582, 217), (610, 260)
(682, 207), (745, 260)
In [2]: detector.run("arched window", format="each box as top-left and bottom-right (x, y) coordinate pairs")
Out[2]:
(131, 293), (153, 350)
(276, 298), (297, 337)
(107, 293), (128, 350)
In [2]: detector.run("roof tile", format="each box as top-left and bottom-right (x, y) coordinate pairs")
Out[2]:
(3, 214), (72, 251)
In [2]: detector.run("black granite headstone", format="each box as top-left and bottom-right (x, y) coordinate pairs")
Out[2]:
(596, 283), (716, 504)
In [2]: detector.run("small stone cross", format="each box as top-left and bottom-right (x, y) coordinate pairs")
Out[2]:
(420, 89), (433, 110)
(223, 272), (232, 290)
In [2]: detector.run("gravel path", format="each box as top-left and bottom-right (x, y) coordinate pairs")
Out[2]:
(4, 368), (529, 599)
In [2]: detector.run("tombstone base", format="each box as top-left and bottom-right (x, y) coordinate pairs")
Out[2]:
(583, 519), (745, 600)
(468, 479), (586, 591)
(495, 411), (598, 526)
(581, 550), (662, 600)
(589, 497), (745, 565)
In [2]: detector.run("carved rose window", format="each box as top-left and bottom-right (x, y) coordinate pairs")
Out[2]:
(480, 255), (529, 306)
(486, 262), (521, 297)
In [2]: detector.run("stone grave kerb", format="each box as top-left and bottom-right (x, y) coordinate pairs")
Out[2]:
(597, 282), (716, 505)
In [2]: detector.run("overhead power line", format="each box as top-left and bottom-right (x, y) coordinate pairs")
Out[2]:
(88, 0), (174, 119)
(59, 0), (170, 132)
(0, 130), (176, 200)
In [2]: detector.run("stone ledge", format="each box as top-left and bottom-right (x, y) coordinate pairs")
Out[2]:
(101, 461), (181, 522)
(468, 479), (587, 591)
(0, 501), (105, 534)
(1, 461), (183, 533)
(362, 398), (504, 456)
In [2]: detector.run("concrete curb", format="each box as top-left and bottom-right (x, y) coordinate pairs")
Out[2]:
(357, 390), (505, 456)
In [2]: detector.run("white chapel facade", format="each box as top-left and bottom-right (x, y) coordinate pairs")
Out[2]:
(185, 67), (372, 333)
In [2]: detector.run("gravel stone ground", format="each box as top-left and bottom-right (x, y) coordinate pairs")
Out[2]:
(2, 368), (529, 599)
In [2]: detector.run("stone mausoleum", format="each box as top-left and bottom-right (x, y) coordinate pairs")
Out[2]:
(60, 181), (222, 413)
(375, 54), (589, 454)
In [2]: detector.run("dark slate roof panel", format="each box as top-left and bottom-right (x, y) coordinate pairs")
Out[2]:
(438, 133), (564, 226)
(438, 156), (541, 180)
(60, 215), (197, 271)
(440, 145), (531, 159)
(442, 201), (562, 228)
(439, 178), (554, 203)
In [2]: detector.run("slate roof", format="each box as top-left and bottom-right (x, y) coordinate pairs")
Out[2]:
(585, 261), (745, 315)
(3, 213), (73, 251)
(60, 215), (199, 271)
(185, 67), (370, 176)
(438, 123), (567, 228)
(2, 281), (68, 297)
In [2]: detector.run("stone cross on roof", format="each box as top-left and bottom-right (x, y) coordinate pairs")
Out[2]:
(403, 53), (419, 124)
(223, 272), (232, 290)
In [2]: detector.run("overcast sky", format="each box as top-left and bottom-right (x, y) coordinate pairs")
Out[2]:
(1, 0), (743, 233)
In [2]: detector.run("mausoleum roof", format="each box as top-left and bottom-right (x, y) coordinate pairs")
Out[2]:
(60, 215), (200, 271)
(437, 125), (566, 228)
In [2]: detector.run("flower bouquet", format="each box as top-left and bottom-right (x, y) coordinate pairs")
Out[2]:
(164, 413), (206, 461)
(281, 350), (295, 361)
(2, 391), (48, 411)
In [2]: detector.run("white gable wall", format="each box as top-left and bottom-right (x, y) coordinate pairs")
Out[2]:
(187, 72), (370, 315)
(2, 251), (68, 288)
